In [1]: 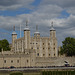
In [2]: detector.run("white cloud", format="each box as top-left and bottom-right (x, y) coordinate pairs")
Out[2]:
(40, 0), (75, 8)
(0, 0), (75, 45)
(40, 0), (75, 15)
(0, 0), (35, 10)
(64, 28), (75, 36)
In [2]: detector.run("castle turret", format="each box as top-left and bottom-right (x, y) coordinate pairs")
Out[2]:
(50, 22), (56, 38)
(50, 22), (58, 57)
(34, 25), (40, 37)
(12, 25), (17, 51)
(24, 20), (30, 50)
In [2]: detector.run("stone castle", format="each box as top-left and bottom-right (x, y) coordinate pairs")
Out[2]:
(12, 21), (58, 57)
(0, 21), (75, 68)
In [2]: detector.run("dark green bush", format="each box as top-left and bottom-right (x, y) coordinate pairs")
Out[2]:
(10, 72), (23, 75)
(42, 71), (75, 75)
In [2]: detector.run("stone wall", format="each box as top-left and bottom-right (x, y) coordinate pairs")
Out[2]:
(0, 53), (75, 68)
(35, 57), (75, 67)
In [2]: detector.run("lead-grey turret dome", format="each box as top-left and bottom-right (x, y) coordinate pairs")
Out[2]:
(12, 31), (17, 35)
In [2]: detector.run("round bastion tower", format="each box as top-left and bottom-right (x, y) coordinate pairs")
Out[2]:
(24, 20), (30, 50)
(50, 22), (58, 57)
(12, 25), (17, 51)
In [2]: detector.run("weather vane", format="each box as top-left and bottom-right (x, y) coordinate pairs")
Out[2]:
(13, 25), (15, 31)
(36, 25), (38, 32)
(26, 20), (28, 26)
(51, 21), (53, 27)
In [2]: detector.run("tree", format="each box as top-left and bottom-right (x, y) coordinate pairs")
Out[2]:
(0, 39), (10, 52)
(60, 37), (75, 56)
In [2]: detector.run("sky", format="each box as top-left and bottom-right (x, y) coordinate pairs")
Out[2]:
(0, 0), (75, 46)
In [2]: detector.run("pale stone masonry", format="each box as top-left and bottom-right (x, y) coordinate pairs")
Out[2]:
(0, 22), (75, 68)
(12, 22), (58, 57)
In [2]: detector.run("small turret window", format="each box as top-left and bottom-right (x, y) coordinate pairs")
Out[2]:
(27, 60), (28, 63)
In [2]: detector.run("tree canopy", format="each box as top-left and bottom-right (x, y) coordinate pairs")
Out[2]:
(60, 37), (75, 56)
(0, 39), (10, 52)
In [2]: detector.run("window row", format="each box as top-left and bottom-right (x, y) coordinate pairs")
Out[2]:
(4, 60), (29, 63)
(37, 53), (56, 56)
(30, 43), (55, 45)
(31, 47), (55, 50)
(4, 60), (19, 63)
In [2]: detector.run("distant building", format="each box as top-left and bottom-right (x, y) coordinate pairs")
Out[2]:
(0, 21), (75, 68)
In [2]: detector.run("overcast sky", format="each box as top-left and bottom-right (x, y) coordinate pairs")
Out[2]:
(0, 0), (75, 46)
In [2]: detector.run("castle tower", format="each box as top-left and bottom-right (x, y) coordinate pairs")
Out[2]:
(24, 20), (30, 50)
(34, 25), (40, 37)
(50, 22), (58, 57)
(12, 25), (17, 51)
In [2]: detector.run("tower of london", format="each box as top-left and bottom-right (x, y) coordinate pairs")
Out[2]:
(12, 21), (58, 57)
(0, 21), (75, 68)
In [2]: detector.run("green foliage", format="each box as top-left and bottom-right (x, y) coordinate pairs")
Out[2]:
(60, 37), (75, 56)
(10, 72), (23, 75)
(0, 39), (10, 52)
(42, 71), (75, 75)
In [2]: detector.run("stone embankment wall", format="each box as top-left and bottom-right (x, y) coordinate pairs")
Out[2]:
(35, 57), (75, 66)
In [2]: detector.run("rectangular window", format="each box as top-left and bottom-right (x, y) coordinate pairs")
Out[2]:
(54, 47), (55, 50)
(48, 48), (50, 49)
(17, 60), (19, 63)
(4, 60), (6, 63)
(48, 43), (50, 45)
(49, 54), (50, 56)
(37, 47), (39, 49)
(43, 43), (44, 45)
(43, 54), (45, 56)
(37, 53), (39, 56)
(27, 60), (28, 63)
(11, 60), (13, 63)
